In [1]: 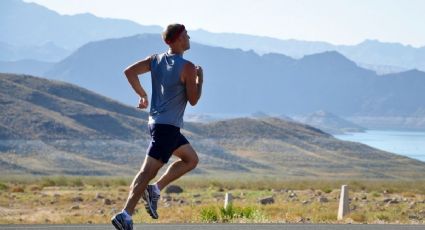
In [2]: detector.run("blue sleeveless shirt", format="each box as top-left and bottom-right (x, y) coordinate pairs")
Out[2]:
(148, 52), (189, 128)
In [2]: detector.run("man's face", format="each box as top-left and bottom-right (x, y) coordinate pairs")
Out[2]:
(181, 30), (190, 50)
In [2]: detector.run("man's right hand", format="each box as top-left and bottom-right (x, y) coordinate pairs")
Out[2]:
(138, 95), (149, 109)
(196, 65), (203, 84)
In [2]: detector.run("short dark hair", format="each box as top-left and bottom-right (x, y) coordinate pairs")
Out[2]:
(162, 24), (186, 44)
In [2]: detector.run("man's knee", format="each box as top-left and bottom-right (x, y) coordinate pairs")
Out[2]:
(187, 153), (199, 170)
(174, 144), (199, 170)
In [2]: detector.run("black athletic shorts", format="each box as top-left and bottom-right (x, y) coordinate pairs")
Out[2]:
(146, 123), (190, 163)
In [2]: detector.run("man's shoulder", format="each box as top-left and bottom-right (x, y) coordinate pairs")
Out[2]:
(184, 60), (194, 66)
(182, 61), (196, 73)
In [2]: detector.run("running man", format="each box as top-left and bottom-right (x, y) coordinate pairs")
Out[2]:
(112, 23), (203, 230)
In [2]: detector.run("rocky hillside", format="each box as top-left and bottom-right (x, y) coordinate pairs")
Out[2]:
(1, 73), (424, 179)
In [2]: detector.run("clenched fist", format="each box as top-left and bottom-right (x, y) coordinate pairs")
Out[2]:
(196, 65), (203, 84)
(137, 95), (149, 109)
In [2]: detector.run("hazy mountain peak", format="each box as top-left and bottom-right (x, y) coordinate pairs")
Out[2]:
(299, 50), (356, 67)
(72, 12), (97, 18)
(360, 39), (381, 44)
(1, 0), (162, 49)
(1, 0), (60, 17)
(261, 52), (295, 60)
(402, 69), (422, 75)
(192, 28), (209, 33)
(383, 68), (425, 78)
(304, 50), (345, 58)
(358, 39), (416, 49)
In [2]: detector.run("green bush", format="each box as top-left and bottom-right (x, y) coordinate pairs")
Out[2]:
(200, 205), (262, 223)
(116, 178), (128, 186)
(322, 188), (332, 193)
(0, 182), (8, 191)
(238, 206), (257, 219)
(70, 178), (84, 187)
(372, 191), (381, 197)
(54, 176), (70, 186)
(376, 213), (390, 221)
(350, 212), (367, 222)
(200, 206), (219, 222)
(220, 205), (234, 221)
(41, 178), (56, 187)
(220, 205), (257, 220)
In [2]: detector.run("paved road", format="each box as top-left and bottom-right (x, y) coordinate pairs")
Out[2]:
(1, 224), (424, 230)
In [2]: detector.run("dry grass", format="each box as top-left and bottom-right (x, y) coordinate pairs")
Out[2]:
(0, 176), (424, 224)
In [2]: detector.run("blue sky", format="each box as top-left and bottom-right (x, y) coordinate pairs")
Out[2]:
(25, 0), (425, 47)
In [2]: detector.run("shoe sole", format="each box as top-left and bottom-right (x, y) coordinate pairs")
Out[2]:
(143, 189), (159, 219)
(111, 218), (124, 230)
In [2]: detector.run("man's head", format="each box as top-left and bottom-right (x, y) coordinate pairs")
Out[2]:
(162, 23), (190, 51)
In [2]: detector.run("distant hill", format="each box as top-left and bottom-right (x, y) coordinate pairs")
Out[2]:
(40, 34), (425, 131)
(192, 117), (425, 179)
(1, 73), (425, 179)
(0, 0), (161, 61)
(357, 62), (407, 75)
(45, 34), (167, 107)
(293, 110), (366, 135)
(3, 0), (425, 72)
(0, 73), (149, 140)
(190, 30), (425, 72)
(189, 29), (335, 58)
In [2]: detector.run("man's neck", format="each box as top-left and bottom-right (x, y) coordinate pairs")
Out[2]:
(168, 48), (184, 55)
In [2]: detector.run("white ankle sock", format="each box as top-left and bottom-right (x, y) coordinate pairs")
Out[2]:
(152, 184), (161, 195)
(122, 209), (132, 220)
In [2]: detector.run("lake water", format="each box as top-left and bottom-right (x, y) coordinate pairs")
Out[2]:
(335, 130), (425, 162)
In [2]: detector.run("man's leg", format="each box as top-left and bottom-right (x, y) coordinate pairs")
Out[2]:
(154, 144), (199, 190)
(123, 155), (164, 215)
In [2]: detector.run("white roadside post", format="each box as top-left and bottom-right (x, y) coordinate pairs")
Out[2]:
(338, 185), (349, 220)
(224, 192), (233, 210)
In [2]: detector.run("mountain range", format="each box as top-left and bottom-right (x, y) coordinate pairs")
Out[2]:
(2, 0), (425, 134)
(2, 0), (425, 74)
(36, 34), (425, 130)
(1, 73), (424, 179)
(189, 30), (425, 72)
(0, 0), (161, 61)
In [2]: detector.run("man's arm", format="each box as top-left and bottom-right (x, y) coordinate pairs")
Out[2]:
(181, 62), (203, 106)
(124, 56), (152, 109)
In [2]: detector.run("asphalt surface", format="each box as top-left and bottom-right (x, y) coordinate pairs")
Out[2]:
(1, 224), (424, 230)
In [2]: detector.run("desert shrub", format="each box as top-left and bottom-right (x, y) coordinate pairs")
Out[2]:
(11, 186), (24, 193)
(322, 188), (332, 193)
(349, 212), (367, 222)
(0, 182), (8, 191)
(376, 213), (389, 221)
(200, 205), (262, 223)
(200, 206), (219, 222)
